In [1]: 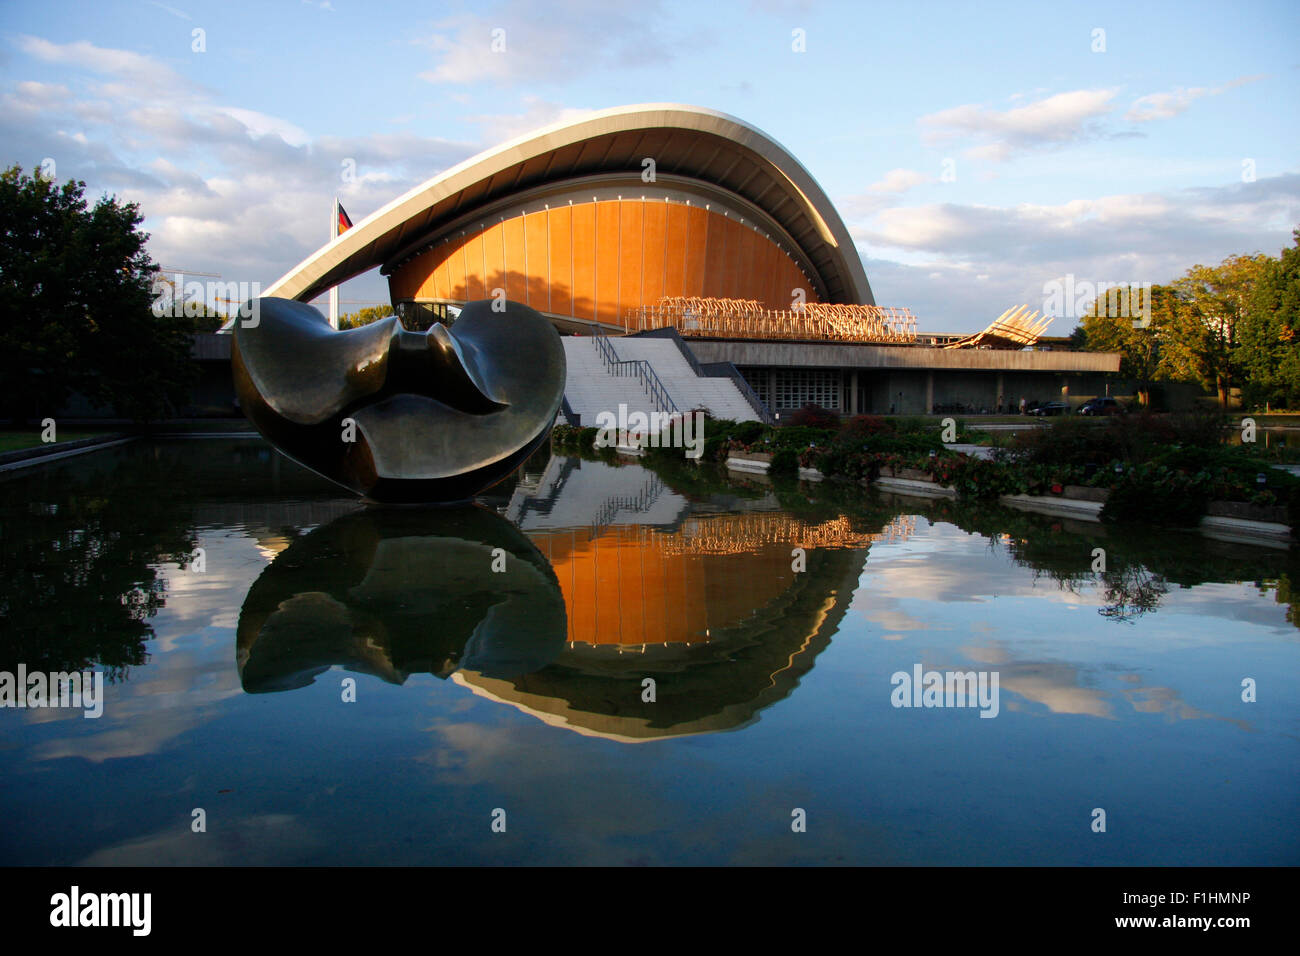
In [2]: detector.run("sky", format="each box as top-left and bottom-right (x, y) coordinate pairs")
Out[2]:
(1, 0), (1297, 333)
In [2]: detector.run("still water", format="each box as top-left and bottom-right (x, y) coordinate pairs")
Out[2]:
(1, 440), (1297, 865)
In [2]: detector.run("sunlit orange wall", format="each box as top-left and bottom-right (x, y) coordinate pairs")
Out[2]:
(528, 525), (796, 646)
(388, 199), (819, 329)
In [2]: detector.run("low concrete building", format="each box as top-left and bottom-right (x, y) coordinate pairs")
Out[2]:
(684, 338), (1120, 415)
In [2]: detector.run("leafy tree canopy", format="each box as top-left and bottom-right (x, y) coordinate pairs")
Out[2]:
(0, 164), (197, 423)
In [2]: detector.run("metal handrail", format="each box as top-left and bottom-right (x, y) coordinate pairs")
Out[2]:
(615, 326), (773, 424)
(700, 361), (775, 424)
(590, 327), (679, 415)
(591, 475), (665, 531)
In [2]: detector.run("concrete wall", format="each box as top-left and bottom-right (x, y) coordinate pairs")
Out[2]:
(688, 339), (1120, 373)
(724, 335), (1126, 415)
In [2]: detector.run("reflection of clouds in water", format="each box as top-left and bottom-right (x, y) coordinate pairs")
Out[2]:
(858, 517), (1294, 637)
(154, 530), (272, 638)
(858, 523), (1101, 618)
(956, 642), (1113, 717)
(1123, 683), (1252, 730)
(852, 602), (933, 636)
(958, 641), (1252, 728)
(417, 718), (528, 784)
(78, 814), (322, 866)
(1160, 581), (1297, 633)
(30, 652), (242, 762)
(21, 527), (264, 762)
(1002, 664), (1115, 719)
(413, 712), (696, 864)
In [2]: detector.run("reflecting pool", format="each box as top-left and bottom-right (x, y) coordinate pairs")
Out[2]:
(1, 440), (1297, 865)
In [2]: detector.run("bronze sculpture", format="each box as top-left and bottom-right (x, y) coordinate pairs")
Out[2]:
(232, 297), (566, 502)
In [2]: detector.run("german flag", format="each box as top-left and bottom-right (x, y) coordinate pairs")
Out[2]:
(337, 203), (353, 236)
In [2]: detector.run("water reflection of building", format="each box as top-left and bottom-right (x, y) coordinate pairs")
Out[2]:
(453, 455), (893, 741)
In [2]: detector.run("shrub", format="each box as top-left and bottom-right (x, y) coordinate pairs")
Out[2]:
(1008, 416), (1122, 467)
(729, 420), (766, 445)
(926, 454), (1026, 499)
(1164, 408), (1230, 449)
(838, 415), (891, 442)
(769, 425), (837, 450)
(769, 447), (800, 477)
(784, 404), (839, 428)
(1100, 463), (1211, 527)
(551, 424), (597, 451)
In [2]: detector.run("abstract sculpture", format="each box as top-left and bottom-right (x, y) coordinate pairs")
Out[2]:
(236, 507), (567, 693)
(232, 297), (566, 502)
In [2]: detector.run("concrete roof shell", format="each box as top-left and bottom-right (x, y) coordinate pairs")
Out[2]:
(264, 103), (874, 307)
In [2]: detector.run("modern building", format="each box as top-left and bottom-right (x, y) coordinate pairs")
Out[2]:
(217, 103), (1123, 421)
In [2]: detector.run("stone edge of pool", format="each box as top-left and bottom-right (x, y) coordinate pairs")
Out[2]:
(719, 453), (1296, 549)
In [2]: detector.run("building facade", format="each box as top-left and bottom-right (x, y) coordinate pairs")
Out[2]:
(244, 103), (1122, 419)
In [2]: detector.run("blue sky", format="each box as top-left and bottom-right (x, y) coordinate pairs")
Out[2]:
(1, 0), (1296, 332)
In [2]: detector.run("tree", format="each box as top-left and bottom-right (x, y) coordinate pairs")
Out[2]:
(1174, 253), (1272, 407)
(0, 165), (196, 423)
(1082, 284), (1183, 406)
(338, 304), (395, 329)
(1238, 229), (1300, 409)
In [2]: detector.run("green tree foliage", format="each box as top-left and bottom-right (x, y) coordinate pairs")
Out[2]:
(1082, 247), (1282, 409)
(0, 165), (196, 422)
(1237, 229), (1300, 409)
(1173, 253), (1272, 406)
(1081, 284), (1182, 406)
(338, 304), (395, 329)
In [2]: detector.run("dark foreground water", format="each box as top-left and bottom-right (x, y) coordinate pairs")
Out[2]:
(1, 439), (1296, 865)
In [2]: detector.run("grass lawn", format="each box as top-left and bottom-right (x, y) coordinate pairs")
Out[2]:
(0, 430), (111, 453)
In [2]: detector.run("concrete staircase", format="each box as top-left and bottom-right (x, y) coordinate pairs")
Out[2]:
(560, 335), (760, 425)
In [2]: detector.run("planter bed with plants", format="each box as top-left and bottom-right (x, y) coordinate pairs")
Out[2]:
(561, 408), (1300, 543)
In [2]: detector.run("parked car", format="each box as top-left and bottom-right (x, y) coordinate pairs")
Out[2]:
(1028, 401), (1069, 416)
(1077, 397), (1127, 416)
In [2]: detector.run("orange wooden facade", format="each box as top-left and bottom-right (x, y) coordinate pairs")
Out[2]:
(388, 198), (819, 329)
(528, 524), (796, 646)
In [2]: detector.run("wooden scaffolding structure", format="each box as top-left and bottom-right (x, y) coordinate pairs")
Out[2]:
(628, 296), (918, 344)
(942, 305), (1052, 349)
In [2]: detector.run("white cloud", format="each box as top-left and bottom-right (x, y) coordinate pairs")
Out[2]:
(921, 88), (1119, 156)
(963, 142), (1011, 162)
(1125, 74), (1264, 122)
(850, 175), (1300, 331)
(462, 96), (596, 143)
(416, 0), (679, 86)
(868, 167), (933, 193)
(15, 34), (197, 99)
(920, 79), (1266, 165)
(145, 1), (191, 20)
(213, 107), (310, 148)
(1, 36), (480, 293)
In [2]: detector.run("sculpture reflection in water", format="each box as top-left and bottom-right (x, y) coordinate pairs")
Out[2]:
(236, 507), (567, 693)
(234, 455), (881, 743)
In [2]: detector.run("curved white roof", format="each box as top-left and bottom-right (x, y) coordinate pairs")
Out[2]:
(265, 103), (873, 306)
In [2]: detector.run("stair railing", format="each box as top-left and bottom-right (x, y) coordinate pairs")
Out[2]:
(590, 326), (679, 416)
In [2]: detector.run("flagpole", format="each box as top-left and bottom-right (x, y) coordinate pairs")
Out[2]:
(329, 196), (340, 330)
